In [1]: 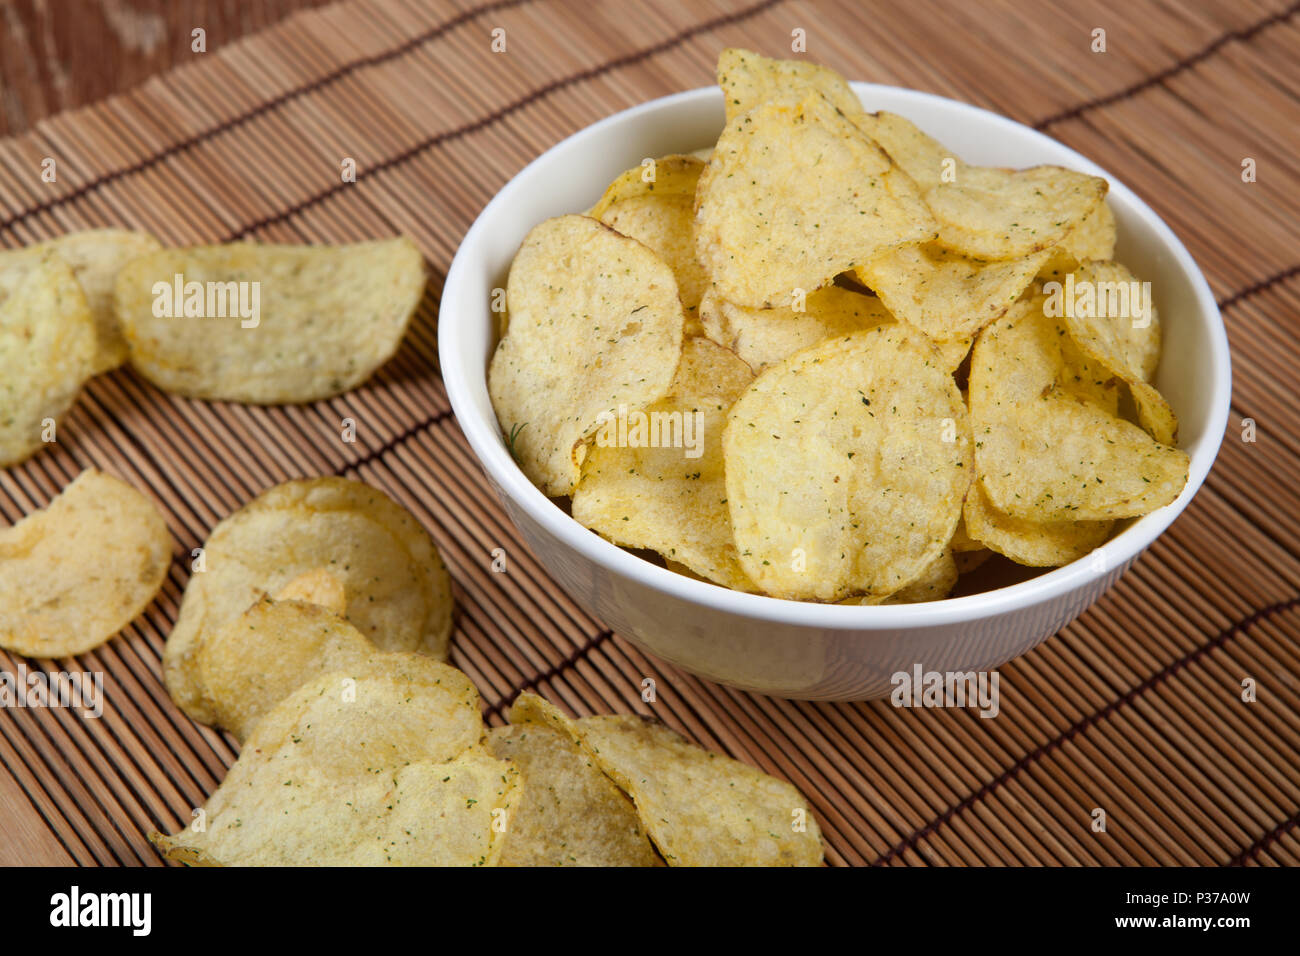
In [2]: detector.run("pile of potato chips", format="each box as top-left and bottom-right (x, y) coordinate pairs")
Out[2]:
(488, 48), (1191, 603)
(152, 484), (822, 866)
(1, 230), (425, 467)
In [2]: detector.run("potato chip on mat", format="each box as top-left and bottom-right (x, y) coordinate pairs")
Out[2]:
(724, 325), (972, 601)
(163, 477), (454, 724)
(514, 692), (823, 866)
(153, 656), (516, 866)
(0, 469), (171, 657)
(486, 716), (662, 867)
(0, 250), (98, 467)
(115, 238), (426, 403)
(488, 215), (684, 496)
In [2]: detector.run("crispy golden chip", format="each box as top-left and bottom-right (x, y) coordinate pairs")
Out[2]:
(1038, 203), (1117, 278)
(488, 215), (684, 496)
(115, 238), (425, 403)
(926, 165), (1108, 261)
(724, 325), (972, 601)
(1049, 260), (1175, 443)
(153, 657), (517, 866)
(970, 298), (1187, 521)
(273, 567), (347, 614)
(950, 515), (983, 552)
(31, 229), (163, 372)
(197, 596), (375, 742)
(591, 156), (708, 320)
(571, 337), (755, 589)
(854, 111), (956, 192)
(514, 692), (823, 866)
(934, 333), (975, 372)
(0, 469), (171, 657)
(839, 549), (958, 605)
(698, 286), (891, 372)
(952, 546), (991, 574)
(0, 250), (97, 467)
(164, 477), (454, 724)
(963, 481), (1112, 566)
(856, 241), (1049, 345)
(717, 47), (868, 125)
(486, 717), (662, 867)
(695, 92), (936, 309)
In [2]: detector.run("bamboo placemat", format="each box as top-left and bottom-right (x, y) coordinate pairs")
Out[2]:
(0, 0), (1297, 868)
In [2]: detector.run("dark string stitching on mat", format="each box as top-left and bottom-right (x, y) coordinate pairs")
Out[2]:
(0, 0), (535, 233)
(334, 408), (455, 475)
(1033, 0), (1300, 129)
(1217, 263), (1300, 311)
(223, 0), (786, 240)
(482, 629), (615, 720)
(871, 595), (1300, 866)
(1228, 807), (1300, 865)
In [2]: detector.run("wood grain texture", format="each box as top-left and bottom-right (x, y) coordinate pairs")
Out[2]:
(0, 0), (1297, 867)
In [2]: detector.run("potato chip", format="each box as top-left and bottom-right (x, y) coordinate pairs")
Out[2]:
(695, 92), (937, 309)
(590, 155), (708, 322)
(153, 656), (517, 866)
(272, 567), (347, 614)
(854, 111), (956, 192)
(698, 286), (891, 372)
(934, 333), (975, 372)
(488, 215), (684, 496)
(724, 324), (972, 601)
(486, 715), (662, 867)
(1038, 203), (1116, 278)
(0, 469), (171, 657)
(115, 238), (426, 403)
(952, 547), (991, 575)
(717, 47), (867, 125)
(926, 165), (1108, 261)
(164, 477), (454, 724)
(856, 241), (1049, 345)
(970, 298), (1187, 521)
(963, 481), (1111, 566)
(0, 250), (97, 467)
(32, 229), (163, 372)
(515, 692), (823, 866)
(840, 549), (958, 604)
(572, 337), (755, 589)
(197, 596), (375, 742)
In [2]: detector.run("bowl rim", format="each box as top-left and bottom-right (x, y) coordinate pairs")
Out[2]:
(440, 83), (1231, 631)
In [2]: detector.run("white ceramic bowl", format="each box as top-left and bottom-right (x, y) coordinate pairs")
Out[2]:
(439, 85), (1231, 700)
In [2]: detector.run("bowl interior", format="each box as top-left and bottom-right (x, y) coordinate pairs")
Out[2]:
(441, 84), (1229, 625)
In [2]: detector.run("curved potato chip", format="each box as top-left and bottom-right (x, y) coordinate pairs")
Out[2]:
(963, 481), (1111, 566)
(0, 469), (172, 657)
(698, 286), (891, 372)
(839, 549), (958, 604)
(273, 567), (347, 614)
(953, 547), (991, 574)
(717, 47), (867, 125)
(0, 250), (97, 467)
(1038, 203), (1117, 278)
(970, 299), (1187, 521)
(934, 333), (974, 372)
(33, 229), (163, 372)
(514, 692), (823, 866)
(487, 717), (662, 867)
(724, 325), (972, 601)
(197, 596), (375, 742)
(115, 238), (425, 403)
(856, 241), (1049, 344)
(572, 338), (755, 589)
(153, 656), (517, 866)
(695, 92), (936, 309)
(488, 215), (684, 496)
(1132, 380), (1178, 445)
(854, 111), (956, 192)
(164, 477), (454, 724)
(926, 165), (1107, 261)
(591, 155), (708, 329)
